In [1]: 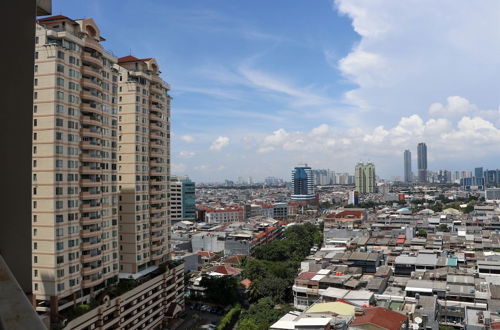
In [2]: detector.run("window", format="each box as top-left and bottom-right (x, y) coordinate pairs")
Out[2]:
(34, 78), (38, 86)
(33, 242), (37, 250)
(34, 65), (38, 73)
(56, 64), (64, 73)
(55, 104), (64, 114)
(55, 159), (63, 168)
(55, 201), (63, 209)
(57, 283), (64, 292)
(69, 56), (75, 64)
(55, 145), (63, 154)
(34, 91), (37, 99)
(56, 118), (63, 127)
(55, 187), (63, 195)
(56, 91), (64, 100)
(55, 214), (64, 223)
(56, 242), (64, 250)
(34, 256), (38, 263)
(56, 77), (64, 87)
(57, 51), (65, 60)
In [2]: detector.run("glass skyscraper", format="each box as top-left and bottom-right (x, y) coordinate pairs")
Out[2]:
(291, 164), (315, 201)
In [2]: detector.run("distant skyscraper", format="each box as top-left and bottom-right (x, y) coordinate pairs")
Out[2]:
(404, 150), (412, 183)
(355, 162), (376, 193)
(475, 167), (484, 179)
(417, 142), (428, 183)
(291, 164), (315, 201)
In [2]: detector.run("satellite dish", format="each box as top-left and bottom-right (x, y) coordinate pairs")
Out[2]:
(414, 317), (423, 324)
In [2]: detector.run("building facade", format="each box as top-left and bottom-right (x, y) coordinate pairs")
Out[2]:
(355, 163), (376, 194)
(417, 142), (428, 183)
(291, 164), (315, 201)
(404, 149), (412, 183)
(116, 55), (171, 275)
(33, 16), (120, 315)
(170, 176), (196, 224)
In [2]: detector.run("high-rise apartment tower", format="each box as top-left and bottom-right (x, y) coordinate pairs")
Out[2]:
(417, 142), (428, 183)
(33, 16), (120, 314)
(355, 162), (376, 194)
(116, 55), (171, 275)
(404, 150), (412, 183)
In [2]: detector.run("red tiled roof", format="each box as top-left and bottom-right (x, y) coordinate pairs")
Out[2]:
(117, 55), (153, 64)
(351, 307), (407, 330)
(197, 251), (215, 258)
(38, 15), (71, 22)
(297, 272), (316, 280)
(397, 234), (406, 239)
(212, 265), (241, 276)
(396, 239), (405, 244)
(224, 255), (244, 265)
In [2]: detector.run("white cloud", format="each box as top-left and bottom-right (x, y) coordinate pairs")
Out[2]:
(428, 96), (477, 118)
(171, 163), (187, 173)
(253, 97), (500, 166)
(209, 136), (230, 151)
(179, 151), (196, 158)
(310, 124), (330, 137)
(180, 135), (195, 143)
(334, 0), (500, 123)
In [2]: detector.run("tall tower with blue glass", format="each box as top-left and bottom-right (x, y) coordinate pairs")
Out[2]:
(291, 164), (315, 201)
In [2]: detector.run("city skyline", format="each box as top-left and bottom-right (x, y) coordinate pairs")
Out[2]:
(51, 0), (500, 182)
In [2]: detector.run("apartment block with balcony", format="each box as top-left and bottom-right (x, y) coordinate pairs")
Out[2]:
(116, 55), (171, 276)
(33, 16), (119, 317)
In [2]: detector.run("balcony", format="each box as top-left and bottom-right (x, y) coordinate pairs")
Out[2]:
(149, 113), (165, 123)
(150, 84), (163, 96)
(150, 217), (163, 224)
(80, 140), (101, 150)
(81, 240), (102, 250)
(80, 154), (101, 163)
(81, 77), (103, 93)
(80, 179), (101, 188)
(82, 52), (103, 68)
(80, 204), (101, 212)
(81, 265), (102, 276)
(80, 228), (101, 239)
(81, 90), (102, 104)
(80, 216), (101, 226)
(80, 166), (102, 175)
(81, 115), (101, 126)
(81, 66), (101, 79)
(82, 276), (104, 288)
(81, 103), (101, 115)
(81, 252), (102, 263)
(149, 131), (163, 139)
(80, 128), (102, 138)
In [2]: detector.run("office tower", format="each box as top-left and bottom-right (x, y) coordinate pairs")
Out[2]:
(475, 167), (484, 179)
(403, 150), (412, 183)
(170, 176), (196, 224)
(291, 164), (315, 201)
(484, 170), (498, 187)
(417, 142), (428, 183)
(355, 162), (376, 193)
(33, 16), (120, 314)
(116, 56), (171, 275)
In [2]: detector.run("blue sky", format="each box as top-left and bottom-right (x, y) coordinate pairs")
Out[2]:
(53, 0), (500, 182)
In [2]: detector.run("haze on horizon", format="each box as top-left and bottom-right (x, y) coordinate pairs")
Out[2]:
(55, 0), (500, 183)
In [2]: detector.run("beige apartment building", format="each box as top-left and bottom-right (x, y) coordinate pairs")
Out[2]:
(32, 15), (179, 327)
(33, 16), (120, 315)
(116, 55), (171, 276)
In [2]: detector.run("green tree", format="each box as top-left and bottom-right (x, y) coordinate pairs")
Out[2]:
(238, 297), (291, 329)
(417, 229), (427, 237)
(199, 275), (239, 305)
